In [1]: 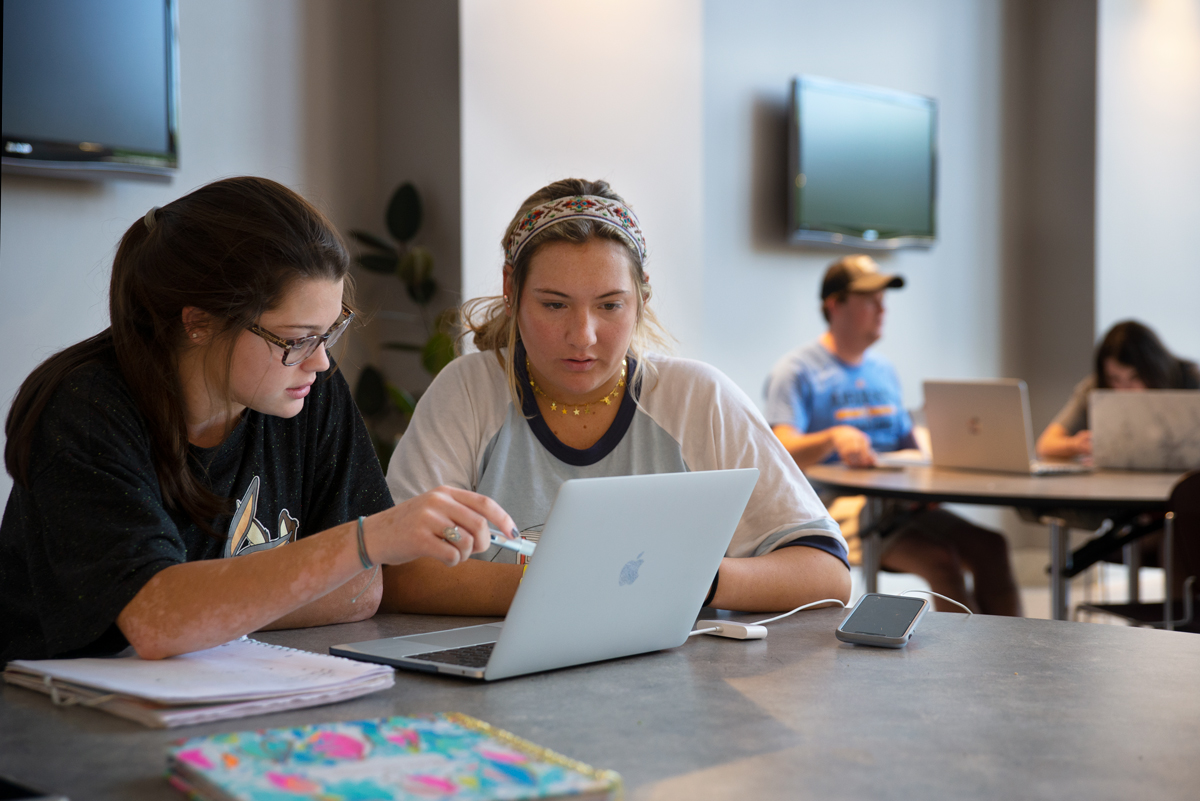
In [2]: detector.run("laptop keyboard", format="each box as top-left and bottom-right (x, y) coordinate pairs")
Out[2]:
(408, 642), (495, 668)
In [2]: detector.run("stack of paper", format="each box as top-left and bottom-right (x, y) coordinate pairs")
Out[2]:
(2, 637), (394, 728)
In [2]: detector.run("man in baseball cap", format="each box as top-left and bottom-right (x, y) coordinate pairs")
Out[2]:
(763, 255), (1021, 616)
(820, 253), (905, 300)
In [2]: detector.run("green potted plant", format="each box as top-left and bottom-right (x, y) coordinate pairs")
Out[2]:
(349, 182), (456, 466)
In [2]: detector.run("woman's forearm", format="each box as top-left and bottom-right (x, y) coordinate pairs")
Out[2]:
(1037, 423), (1087, 459)
(117, 520), (370, 659)
(116, 487), (517, 657)
(381, 559), (523, 616)
(260, 564), (382, 631)
(710, 546), (851, 613)
(773, 424), (837, 468)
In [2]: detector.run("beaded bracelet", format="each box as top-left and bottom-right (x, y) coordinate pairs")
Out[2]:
(356, 516), (374, 569)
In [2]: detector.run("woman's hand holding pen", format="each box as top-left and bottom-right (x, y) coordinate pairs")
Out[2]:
(363, 486), (517, 568)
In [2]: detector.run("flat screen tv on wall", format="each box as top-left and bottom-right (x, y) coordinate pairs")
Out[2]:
(789, 76), (937, 250)
(2, 0), (179, 182)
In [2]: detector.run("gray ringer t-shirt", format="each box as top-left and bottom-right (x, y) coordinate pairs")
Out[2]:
(386, 348), (846, 567)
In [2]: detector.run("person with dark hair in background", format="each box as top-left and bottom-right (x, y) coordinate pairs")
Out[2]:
(765, 255), (1022, 616)
(1037, 320), (1199, 459)
(1034, 320), (1199, 601)
(0, 176), (515, 662)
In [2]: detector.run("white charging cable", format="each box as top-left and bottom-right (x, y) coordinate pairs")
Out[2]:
(899, 588), (973, 616)
(750, 598), (848, 626)
(690, 588), (973, 641)
(689, 598), (847, 639)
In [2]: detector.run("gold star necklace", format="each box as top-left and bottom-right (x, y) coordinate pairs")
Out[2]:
(526, 357), (627, 416)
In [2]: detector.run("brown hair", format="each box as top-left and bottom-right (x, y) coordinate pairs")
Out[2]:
(1095, 320), (1199, 390)
(5, 176), (353, 535)
(461, 178), (672, 407)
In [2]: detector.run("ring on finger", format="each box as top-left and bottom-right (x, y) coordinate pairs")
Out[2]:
(440, 525), (462, 544)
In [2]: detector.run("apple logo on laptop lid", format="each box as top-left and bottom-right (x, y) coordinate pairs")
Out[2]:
(619, 552), (645, 586)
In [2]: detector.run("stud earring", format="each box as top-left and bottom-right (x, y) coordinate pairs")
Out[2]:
(191, 333), (198, 339)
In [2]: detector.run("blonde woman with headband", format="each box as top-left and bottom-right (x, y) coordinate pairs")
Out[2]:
(382, 178), (850, 614)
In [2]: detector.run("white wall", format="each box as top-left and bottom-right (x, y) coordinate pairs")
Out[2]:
(460, 0), (705, 355)
(1096, 0), (1200, 359)
(0, 0), (379, 501)
(702, 0), (1006, 409)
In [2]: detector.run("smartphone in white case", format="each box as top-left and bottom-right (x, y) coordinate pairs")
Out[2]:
(835, 593), (929, 648)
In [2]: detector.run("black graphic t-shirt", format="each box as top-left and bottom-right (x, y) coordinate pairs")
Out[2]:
(0, 352), (392, 661)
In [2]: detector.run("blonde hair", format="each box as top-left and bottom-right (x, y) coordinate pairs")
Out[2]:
(460, 178), (672, 409)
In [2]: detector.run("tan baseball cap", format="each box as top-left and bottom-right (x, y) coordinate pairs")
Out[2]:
(820, 255), (905, 300)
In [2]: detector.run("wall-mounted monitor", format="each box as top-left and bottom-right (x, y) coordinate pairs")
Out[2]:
(788, 76), (936, 250)
(2, 0), (179, 182)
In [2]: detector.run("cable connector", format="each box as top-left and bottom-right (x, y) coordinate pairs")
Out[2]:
(686, 598), (847, 640)
(693, 620), (769, 640)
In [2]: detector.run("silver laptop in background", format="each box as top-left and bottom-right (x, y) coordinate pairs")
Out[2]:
(924, 380), (1090, 475)
(1091, 390), (1200, 471)
(331, 469), (760, 680)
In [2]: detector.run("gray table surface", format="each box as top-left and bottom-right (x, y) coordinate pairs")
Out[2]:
(2, 610), (1198, 801)
(803, 464), (1188, 620)
(803, 464), (1183, 509)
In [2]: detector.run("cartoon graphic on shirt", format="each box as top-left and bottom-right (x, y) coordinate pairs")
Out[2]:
(224, 475), (299, 558)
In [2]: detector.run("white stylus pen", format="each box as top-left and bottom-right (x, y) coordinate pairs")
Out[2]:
(489, 530), (537, 557)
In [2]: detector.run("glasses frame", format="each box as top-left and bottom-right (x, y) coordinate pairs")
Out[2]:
(248, 304), (355, 366)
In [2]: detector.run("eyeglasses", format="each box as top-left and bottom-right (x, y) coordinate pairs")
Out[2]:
(248, 304), (354, 366)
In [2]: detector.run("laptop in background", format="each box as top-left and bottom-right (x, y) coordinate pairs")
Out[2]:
(924, 380), (1090, 475)
(331, 469), (760, 681)
(1091, 390), (1200, 471)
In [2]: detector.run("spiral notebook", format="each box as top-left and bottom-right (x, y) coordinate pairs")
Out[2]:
(167, 714), (622, 801)
(2, 637), (394, 728)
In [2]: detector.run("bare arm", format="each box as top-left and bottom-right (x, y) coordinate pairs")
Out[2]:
(772, 423), (877, 468)
(708, 546), (850, 612)
(260, 564), (383, 631)
(117, 487), (516, 659)
(380, 541), (852, 617)
(381, 559), (523, 616)
(1036, 422), (1092, 459)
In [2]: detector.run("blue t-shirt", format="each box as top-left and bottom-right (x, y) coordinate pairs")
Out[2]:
(764, 341), (914, 462)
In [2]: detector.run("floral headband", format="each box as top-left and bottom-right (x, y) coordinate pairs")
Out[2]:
(504, 195), (646, 265)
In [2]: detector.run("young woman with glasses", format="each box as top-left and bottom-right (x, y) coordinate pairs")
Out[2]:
(0, 177), (515, 661)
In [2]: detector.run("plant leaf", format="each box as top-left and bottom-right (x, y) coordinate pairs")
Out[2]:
(386, 383), (417, 416)
(422, 331), (456, 376)
(348, 229), (397, 254)
(386, 183), (422, 243)
(354, 365), (387, 416)
(411, 246), (434, 282)
(406, 276), (438, 305)
(398, 246), (433, 285)
(357, 253), (399, 275)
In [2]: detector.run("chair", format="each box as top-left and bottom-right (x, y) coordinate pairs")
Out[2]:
(1076, 471), (1199, 631)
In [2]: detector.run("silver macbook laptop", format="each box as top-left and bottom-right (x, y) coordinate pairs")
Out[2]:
(331, 469), (760, 680)
(924, 380), (1090, 475)
(1091, 390), (1200, 471)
